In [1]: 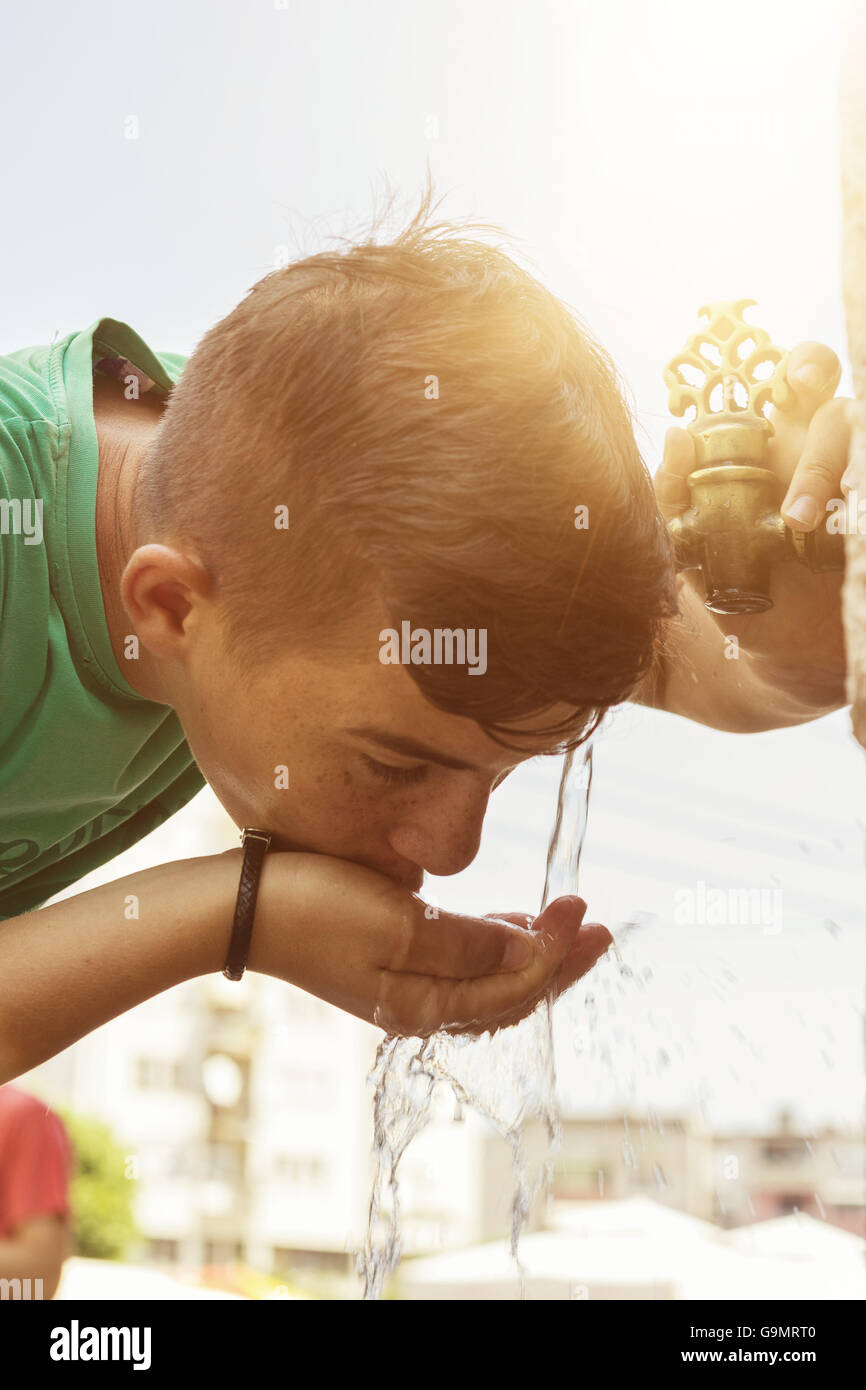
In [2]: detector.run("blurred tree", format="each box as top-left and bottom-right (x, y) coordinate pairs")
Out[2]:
(55, 1108), (137, 1259)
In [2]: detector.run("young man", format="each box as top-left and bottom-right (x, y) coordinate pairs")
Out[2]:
(0, 193), (851, 1083)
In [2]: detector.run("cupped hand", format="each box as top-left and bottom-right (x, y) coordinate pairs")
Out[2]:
(252, 851), (612, 1038)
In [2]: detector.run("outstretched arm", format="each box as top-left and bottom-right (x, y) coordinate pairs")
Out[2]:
(0, 849), (611, 1083)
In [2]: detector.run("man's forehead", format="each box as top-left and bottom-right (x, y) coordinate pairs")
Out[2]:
(349, 674), (576, 767)
(301, 621), (580, 762)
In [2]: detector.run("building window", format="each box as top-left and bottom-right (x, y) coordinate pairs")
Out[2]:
(148, 1239), (179, 1264)
(776, 1193), (808, 1215)
(760, 1140), (804, 1164)
(203, 1240), (245, 1266)
(206, 1142), (246, 1182)
(135, 1057), (185, 1090)
(272, 1247), (350, 1276)
(273, 1154), (329, 1187)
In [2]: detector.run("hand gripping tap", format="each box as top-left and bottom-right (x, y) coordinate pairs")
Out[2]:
(664, 299), (844, 614)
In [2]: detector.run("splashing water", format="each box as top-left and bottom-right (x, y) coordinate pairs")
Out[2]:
(355, 742), (595, 1299)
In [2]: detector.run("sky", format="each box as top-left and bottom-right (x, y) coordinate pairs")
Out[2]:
(5, 0), (863, 1133)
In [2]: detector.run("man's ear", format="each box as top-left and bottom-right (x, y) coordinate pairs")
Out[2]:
(120, 543), (214, 659)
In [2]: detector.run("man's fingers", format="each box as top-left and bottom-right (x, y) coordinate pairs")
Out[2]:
(657, 345), (842, 531)
(447, 919), (613, 1036)
(388, 902), (533, 979)
(378, 896), (586, 1035)
(390, 894), (585, 980)
(784, 342), (842, 416)
(780, 397), (852, 531)
(549, 921), (614, 997)
(485, 911), (534, 930)
(654, 427), (695, 520)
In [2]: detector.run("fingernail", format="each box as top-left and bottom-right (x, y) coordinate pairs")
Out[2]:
(503, 933), (534, 971)
(784, 494), (820, 528)
(841, 468), (855, 495)
(792, 364), (828, 392)
(582, 925), (614, 958)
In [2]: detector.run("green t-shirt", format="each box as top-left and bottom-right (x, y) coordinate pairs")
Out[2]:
(0, 317), (206, 920)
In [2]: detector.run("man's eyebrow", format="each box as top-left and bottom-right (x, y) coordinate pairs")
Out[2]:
(344, 725), (485, 772)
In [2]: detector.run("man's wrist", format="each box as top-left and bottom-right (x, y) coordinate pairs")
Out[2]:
(243, 851), (319, 981)
(158, 849), (246, 980)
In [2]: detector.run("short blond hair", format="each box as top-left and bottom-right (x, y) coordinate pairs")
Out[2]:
(135, 177), (676, 748)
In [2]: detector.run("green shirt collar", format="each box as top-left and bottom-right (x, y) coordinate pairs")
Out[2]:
(55, 317), (181, 704)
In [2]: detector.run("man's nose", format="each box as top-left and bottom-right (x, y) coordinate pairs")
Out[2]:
(387, 787), (491, 878)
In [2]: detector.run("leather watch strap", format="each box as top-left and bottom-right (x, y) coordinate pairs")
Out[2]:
(223, 828), (272, 981)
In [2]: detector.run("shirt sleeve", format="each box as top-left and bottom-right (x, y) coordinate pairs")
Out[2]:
(0, 1102), (73, 1238)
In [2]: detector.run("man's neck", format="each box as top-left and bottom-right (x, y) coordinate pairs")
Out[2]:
(93, 376), (169, 702)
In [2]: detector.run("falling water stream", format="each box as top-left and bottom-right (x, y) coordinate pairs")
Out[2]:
(352, 718), (864, 1297)
(356, 741), (595, 1299)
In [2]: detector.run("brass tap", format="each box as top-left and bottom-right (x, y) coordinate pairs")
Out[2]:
(664, 299), (844, 614)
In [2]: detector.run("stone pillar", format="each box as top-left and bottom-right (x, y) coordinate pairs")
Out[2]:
(841, 1), (866, 749)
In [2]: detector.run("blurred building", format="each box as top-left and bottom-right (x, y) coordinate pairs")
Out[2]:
(398, 1195), (866, 1301)
(23, 970), (863, 1286)
(712, 1110), (865, 1233)
(15, 776), (864, 1285)
(549, 1106), (865, 1234)
(21, 972), (540, 1282)
(25, 975), (375, 1277)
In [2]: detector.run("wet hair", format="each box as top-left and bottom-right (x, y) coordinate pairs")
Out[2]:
(135, 173), (677, 751)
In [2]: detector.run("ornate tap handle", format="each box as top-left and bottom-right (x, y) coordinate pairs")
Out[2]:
(663, 299), (843, 615)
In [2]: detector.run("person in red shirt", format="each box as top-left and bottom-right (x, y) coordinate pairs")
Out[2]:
(0, 1085), (72, 1298)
